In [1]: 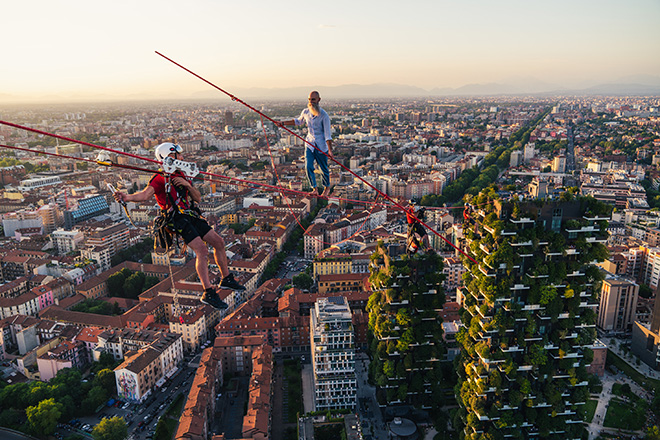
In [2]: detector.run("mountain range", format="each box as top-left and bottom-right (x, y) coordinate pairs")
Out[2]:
(2, 75), (660, 104)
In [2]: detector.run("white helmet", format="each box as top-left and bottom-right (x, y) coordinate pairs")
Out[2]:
(154, 142), (182, 161)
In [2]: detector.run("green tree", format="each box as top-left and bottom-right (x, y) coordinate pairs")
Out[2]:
(82, 385), (108, 411)
(92, 416), (128, 440)
(144, 276), (160, 291)
(154, 417), (170, 440)
(95, 369), (116, 394)
(26, 398), (62, 437)
(106, 272), (126, 297)
(647, 425), (660, 440)
(292, 272), (313, 290)
(0, 408), (21, 429)
(124, 272), (146, 298)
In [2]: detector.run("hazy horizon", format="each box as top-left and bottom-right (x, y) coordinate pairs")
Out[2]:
(2, 0), (659, 104)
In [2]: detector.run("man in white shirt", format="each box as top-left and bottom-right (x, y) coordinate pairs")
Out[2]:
(281, 91), (333, 197)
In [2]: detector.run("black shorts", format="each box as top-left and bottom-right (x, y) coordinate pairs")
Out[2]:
(171, 213), (212, 244)
(409, 222), (426, 237)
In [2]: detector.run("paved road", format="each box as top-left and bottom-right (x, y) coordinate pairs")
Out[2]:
(355, 353), (388, 440)
(0, 428), (39, 440)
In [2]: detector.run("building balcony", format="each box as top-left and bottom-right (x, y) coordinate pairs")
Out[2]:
(510, 217), (535, 224)
(522, 304), (543, 311)
(479, 266), (496, 278)
(579, 302), (598, 308)
(511, 240), (533, 247)
(501, 230), (517, 236)
(526, 273), (549, 279)
(565, 225), (599, 233)
(583, 215), (610, 221)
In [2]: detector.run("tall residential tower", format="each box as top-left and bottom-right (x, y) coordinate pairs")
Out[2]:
(310, 296), (356, 411)
(457, 190), (610, 439)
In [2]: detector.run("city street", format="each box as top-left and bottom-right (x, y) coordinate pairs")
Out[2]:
(51, 361), (196, 440)
(354, 353), (388, 440)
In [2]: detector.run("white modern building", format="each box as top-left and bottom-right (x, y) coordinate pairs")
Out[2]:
(52, 229), (85, 254)
(310, 296), (356, 411)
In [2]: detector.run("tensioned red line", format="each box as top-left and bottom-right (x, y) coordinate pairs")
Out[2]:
(0, 120), (361, 204)
(155, 50), (477, 264)
(0, 119), (389, 208)
(0, 143), (165, 175)
(0, 142), (311, 198)
(0, 119), (161, 165)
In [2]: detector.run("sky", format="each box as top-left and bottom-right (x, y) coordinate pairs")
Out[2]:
(2, 0), (659, 102)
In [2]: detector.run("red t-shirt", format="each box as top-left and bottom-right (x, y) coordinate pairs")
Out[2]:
(148, 173), (192, 211)
(406, 206), (416, 224)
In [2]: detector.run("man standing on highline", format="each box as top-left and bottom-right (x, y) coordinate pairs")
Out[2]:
(113, 142), (245, 310)
(281, 91), (333, 197)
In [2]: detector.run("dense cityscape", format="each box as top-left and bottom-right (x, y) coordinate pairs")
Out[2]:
(0, 94), (660, 440)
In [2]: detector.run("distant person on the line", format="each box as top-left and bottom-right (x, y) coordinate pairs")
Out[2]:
(281, 91), (333, 197)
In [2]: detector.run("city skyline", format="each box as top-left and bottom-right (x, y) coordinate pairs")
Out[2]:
(2, 0), (659, 103)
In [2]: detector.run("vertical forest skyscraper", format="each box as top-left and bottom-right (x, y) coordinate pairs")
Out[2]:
(457, 190), (610, 439)
(367, 244), (448, 414)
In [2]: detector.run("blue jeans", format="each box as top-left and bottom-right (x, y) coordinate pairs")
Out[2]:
(305, 147), (329, 189)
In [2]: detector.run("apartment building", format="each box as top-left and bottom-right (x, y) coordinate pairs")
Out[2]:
(597, 277), (639, 333)
(113, 331), (184, 402)
(52, 229), (85, 254)
(310, 297), (356, 411)
(37, 339), (87, 381)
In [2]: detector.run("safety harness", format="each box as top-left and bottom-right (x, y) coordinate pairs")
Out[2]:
(151, 173), (203, 251)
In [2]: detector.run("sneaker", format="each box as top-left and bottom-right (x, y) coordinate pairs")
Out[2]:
(220, 273), (246, 291)
(200, 288), (228, 310)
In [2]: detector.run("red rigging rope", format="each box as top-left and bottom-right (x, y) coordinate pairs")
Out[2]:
(155, 50), (478, 265)
(0, 120), (161, 165)
(0, 119), (381, 208)
(3, 140), (382, 248)
(0, 142), (310, 198)
(0, 118), (476, 264)
(0, 143), (165, 175)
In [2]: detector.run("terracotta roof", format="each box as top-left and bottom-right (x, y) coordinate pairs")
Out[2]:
(58, 294), (87, 309)
(0, 291), (38, 307)
(277, 293), (299, 313)
(39, 305), (125, 328)
(318, 273), (369, 283)
(214, 335), (265, 348)
(76, 326), (104, 343)
(115, 346), (160, 374)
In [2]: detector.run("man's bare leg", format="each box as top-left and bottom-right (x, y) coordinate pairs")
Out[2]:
(202, 230), (229, 278)
(187, 237), (212, 289)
